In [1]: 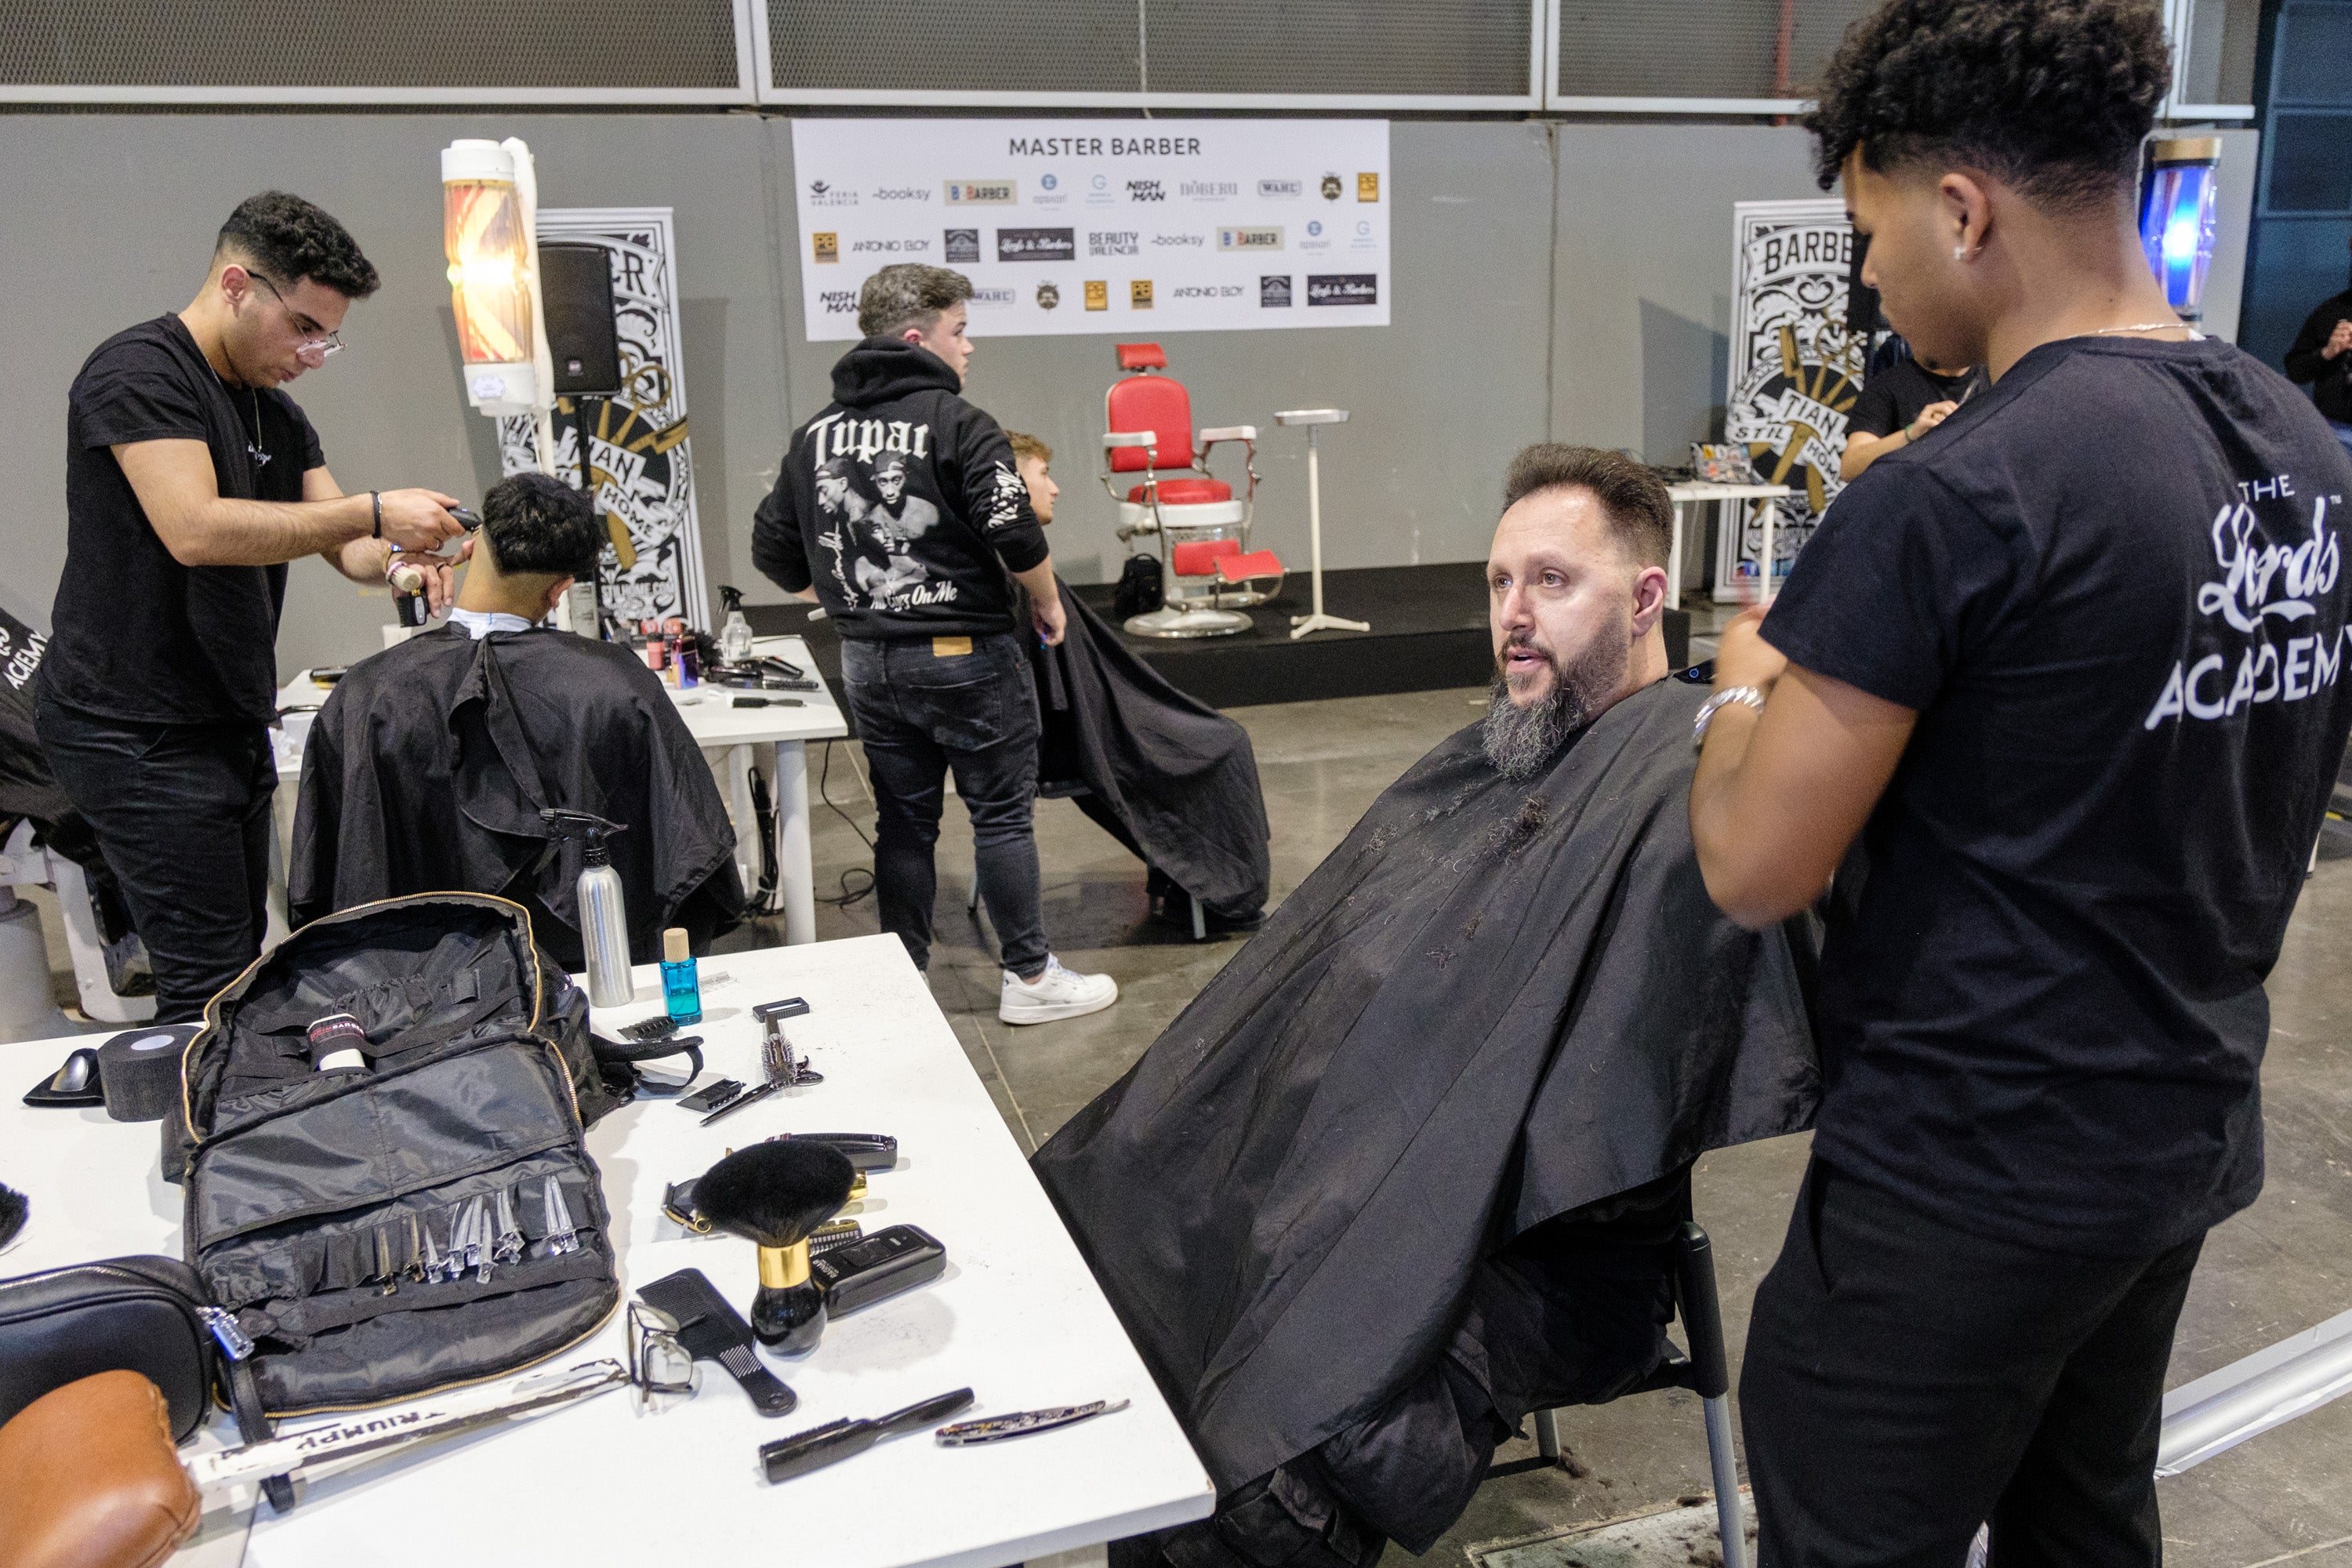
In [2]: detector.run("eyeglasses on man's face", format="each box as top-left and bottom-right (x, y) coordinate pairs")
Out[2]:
(247, 269), (347, 365)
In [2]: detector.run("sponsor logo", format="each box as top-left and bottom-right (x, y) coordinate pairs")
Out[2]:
(1151, 233), (1205, 248)
(1084, 280), (1109, 310)
(809, 180), (858, 207)
(1357, 172), (1380, 202)
(1088, 230), (1139, 256)
(1172, 285), (1244, 299)
(1307, 273), (1378, 307)
(1036, 281), (1061, 310)
(1307, 220), (1323, 237)
(811, 232), (839, 263)
(1130, 279), (1154, 309)
(945, 180), (1017, 205)
(1040, 173), (1058, 191)
(850, 237), (930, 253)
(1260, 274), (1294, 307)
(1258, 179), (1303, 198)
(971, 287), (1017, 304)
(944, 228), (981, 263)
(1091, 174), (1109, 191)
(870, 186), (931, 201)
(1321, 173), (1344, 201)
(1127, 179), (1166, 203)
(819, 289), (859, 314)
(1218, 225), (1283, 252)
(997, 227), (1076, 263)
(1181, 180), (1239, 198)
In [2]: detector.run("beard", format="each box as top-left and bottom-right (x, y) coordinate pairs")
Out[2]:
(1480, 630), (1630, 781)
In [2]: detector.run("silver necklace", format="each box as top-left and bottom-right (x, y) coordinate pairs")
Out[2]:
(245, 387), (271, 469)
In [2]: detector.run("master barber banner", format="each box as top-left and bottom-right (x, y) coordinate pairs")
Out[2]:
(790, 119), (1390, 340)
(1717, 200), (1864, 599)
(497, 208), (710, 626)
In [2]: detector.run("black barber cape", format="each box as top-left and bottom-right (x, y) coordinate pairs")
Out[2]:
(1029, 581), (1271, 920)
(1034, 678), (1817, 1555)
(289, 625), (745, 970)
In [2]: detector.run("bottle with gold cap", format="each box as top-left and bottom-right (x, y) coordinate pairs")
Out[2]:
(660, 926), (702, 1025)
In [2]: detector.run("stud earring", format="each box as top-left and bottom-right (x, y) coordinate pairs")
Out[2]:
(1953, 244), (1969, 261)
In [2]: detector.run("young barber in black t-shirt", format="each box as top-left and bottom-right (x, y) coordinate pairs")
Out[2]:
(1838, 340), (1987, 480)
(36, 193), (466, 1022)
(1688, 5), (2352, 1563)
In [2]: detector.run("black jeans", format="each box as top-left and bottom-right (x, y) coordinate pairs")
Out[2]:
(840, 632), (1048, 978)
(35, 697), (277, 1024)
(1740, 1159), (2203, 1568)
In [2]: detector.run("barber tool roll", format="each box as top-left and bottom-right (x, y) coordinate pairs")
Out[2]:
(98, 1025), (199, 1123)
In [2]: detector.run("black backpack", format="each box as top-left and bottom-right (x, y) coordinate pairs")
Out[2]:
(1113, 552), (1166, 620)
(166, 894), (679, 1504)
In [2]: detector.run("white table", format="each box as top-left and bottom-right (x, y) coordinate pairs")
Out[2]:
(272, 634), (848, 946)
(1664, 481), (1795, 608)
(0, 935), (1214, 1568)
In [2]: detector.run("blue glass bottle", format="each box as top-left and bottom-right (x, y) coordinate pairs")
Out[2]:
(660, 927), (702, 1025)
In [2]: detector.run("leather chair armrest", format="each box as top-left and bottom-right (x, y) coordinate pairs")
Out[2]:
(0, 1371), (201, 1568)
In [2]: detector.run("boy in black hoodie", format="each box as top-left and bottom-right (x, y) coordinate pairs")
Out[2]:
(753, 263), (1117, 1025)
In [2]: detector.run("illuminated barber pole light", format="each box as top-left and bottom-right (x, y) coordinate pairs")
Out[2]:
(441, 138), (556, 469)
(2139, 137), (2220, 324)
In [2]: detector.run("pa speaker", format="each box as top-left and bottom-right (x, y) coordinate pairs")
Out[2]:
(1846, 230), (1886, 336)
(540, 242), (622, 396)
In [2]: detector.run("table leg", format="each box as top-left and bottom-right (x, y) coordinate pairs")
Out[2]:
(1668, 500), (1687, 612)
(771, 740), (816, 946)
(1759, 496), (1780, 603)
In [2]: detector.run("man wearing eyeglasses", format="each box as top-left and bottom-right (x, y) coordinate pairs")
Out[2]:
(35, 191), (469, 1022)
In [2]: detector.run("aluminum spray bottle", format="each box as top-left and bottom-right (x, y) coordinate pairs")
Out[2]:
(540, 808), (634, 1007)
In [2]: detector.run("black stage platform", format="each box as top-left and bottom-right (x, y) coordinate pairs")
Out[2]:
(743, 562), (1689, 711)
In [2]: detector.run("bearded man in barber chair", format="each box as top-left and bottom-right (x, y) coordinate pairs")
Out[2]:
(1035, 445), (1818, 1568)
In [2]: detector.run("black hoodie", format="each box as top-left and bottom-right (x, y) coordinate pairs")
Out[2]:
(753, 339), (1051, 641)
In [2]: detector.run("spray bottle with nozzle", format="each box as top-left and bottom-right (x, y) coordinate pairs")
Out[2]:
(539, 808), (634, 1007)
(718, 584), (756, 666)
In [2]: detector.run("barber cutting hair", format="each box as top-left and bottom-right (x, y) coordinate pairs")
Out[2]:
(1688, 2), (2352, 1563)
(36, 191), (468, 1023)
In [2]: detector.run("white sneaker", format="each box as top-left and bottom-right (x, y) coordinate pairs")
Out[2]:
(998, 956), (1118, 1025)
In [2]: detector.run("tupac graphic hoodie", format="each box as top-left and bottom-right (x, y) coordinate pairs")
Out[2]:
(753, 338), (1049, 641)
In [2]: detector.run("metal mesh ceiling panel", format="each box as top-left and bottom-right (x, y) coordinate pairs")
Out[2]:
(1145, 0), (1533, 97)
(1, 0), (740, 88)
(767, 0), (1141, 93)
(1556, 0), (1874, 101)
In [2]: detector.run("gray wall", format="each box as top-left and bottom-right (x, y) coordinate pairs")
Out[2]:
(0, 114), (2256, 674)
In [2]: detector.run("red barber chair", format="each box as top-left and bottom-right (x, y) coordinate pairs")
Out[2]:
(1103, 343), (1283, 638)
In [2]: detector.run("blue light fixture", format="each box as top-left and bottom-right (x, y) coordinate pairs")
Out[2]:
(2139, 137), (2221, 323)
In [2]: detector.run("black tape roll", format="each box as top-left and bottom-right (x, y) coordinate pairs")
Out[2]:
(98, 1024), (198, 1123)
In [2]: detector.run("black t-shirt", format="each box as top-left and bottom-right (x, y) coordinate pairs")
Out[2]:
(1765, 335), (2352, 1257)
(42, 314), (323, 727)
(1847, 357), (1987, 438)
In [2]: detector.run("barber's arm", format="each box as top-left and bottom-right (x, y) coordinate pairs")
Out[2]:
(304, 466), (467, 615)
(2283, 310), (2352, 385)
(958, 421), (1062, 646)
(1689, 609), (1917, 928)
(1840, 401), (1958, 482)
(115, 440), (463, 566)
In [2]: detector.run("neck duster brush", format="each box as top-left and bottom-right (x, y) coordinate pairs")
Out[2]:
(695, 1141), (857, 1353)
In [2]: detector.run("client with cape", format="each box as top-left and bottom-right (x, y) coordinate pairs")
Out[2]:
(1032, 447), (1818, 1566)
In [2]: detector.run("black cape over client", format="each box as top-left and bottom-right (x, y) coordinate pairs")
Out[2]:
(1027, 580), (1270, 923)
(1033, 678), (1817, 1562)
(289, 626), (745, 970)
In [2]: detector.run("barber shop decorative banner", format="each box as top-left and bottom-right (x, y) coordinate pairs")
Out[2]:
(789, 118), (1391, 340)
(1716, 199), (1864, 600)
(498, 207), (710, 626)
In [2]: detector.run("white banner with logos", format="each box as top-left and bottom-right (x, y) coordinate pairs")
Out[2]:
(1716, 198), (1865, 599)
(789, 118), (1390, 340)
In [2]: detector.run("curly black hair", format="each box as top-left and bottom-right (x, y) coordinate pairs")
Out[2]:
(215, 191), (380, 299)
(481, 471), (601, 579)
(1805, 0), (2170, 212)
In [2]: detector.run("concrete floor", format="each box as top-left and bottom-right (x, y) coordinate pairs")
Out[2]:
(765, 667), (2352, 1568)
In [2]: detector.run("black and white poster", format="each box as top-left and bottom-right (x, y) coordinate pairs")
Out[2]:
(498, 207), (709, 625)
(1716, 199), (1864, 599)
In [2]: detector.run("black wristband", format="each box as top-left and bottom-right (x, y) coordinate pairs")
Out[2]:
(371, 490), (383, 539)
